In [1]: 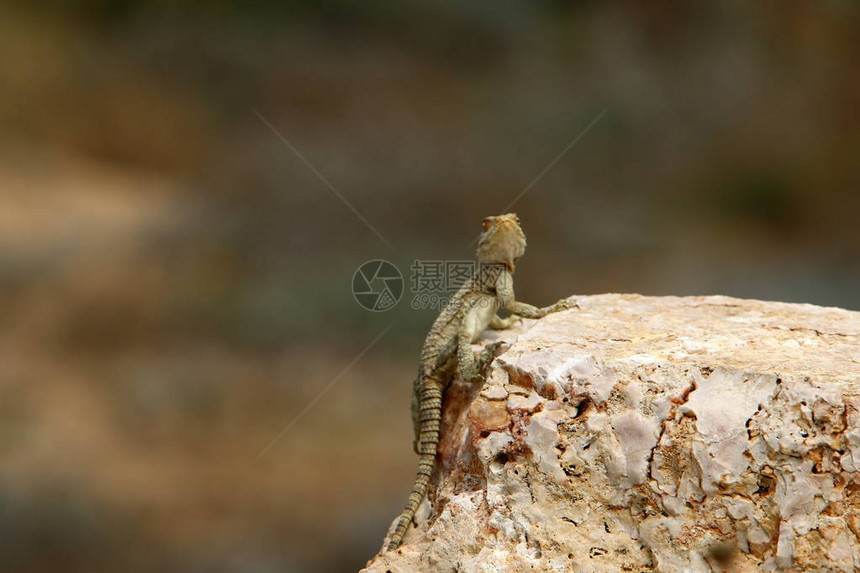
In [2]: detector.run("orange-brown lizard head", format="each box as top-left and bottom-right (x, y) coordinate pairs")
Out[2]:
(476, 213), (527, 273)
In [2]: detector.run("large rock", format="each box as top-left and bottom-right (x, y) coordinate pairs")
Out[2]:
(364, 294), (860, 573)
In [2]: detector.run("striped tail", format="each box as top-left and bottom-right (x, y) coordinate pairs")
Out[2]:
(386, 380), (443, 551)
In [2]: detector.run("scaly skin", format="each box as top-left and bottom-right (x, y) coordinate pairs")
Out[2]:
(385, 214), (573, 551)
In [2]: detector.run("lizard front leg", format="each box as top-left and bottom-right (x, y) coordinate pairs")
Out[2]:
(496, 269), (576, 319)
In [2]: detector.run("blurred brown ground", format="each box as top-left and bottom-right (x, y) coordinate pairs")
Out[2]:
(0, 2), (858, 572)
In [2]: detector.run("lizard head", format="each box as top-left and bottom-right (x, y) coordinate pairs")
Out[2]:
(476, 213), (526, 273)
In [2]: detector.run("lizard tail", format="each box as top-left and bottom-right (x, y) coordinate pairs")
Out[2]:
(385, 381), (443, 551)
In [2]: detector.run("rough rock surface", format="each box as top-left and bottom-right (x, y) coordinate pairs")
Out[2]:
(364, 294), (860, 573)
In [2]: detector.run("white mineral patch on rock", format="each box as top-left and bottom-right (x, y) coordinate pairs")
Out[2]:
(365, 294), (860, 573)
(611, 409), (661, 487)
(523, 408), (567, 482)
(681, 369), (778, 492)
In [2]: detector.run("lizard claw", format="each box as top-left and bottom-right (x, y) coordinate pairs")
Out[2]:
(487, 340), (507, 355)
(552, 298), (578, 312)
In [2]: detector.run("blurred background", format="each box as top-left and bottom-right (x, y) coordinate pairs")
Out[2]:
(0, 1), (857, 571)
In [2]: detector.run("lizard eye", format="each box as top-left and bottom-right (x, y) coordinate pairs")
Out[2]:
(482, 217), (492, 230)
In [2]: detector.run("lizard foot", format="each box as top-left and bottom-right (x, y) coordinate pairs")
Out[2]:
(473, 341), (507, 377)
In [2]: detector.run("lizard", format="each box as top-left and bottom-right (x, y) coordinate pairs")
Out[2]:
(384, 213), (574, 551)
